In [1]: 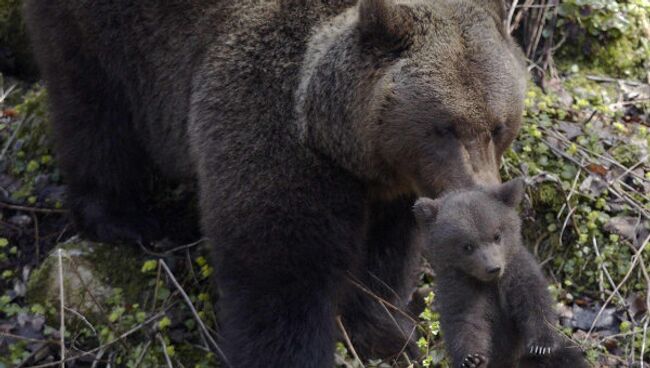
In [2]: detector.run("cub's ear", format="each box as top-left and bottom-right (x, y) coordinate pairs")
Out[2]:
(413, 197), (440, 227)
(358, 0), (414, 52)
(492, 178), (525, 208)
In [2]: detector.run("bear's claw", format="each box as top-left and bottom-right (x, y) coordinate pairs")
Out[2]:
(461, 353), (487, 368)
(528, 345), (552, 355)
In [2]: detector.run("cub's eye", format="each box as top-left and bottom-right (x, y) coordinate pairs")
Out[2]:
(494, 233), (501, 242)
(491, 124), (505, 138)
(463, 243), (474, 253)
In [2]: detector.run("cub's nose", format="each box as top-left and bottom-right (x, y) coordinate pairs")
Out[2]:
(487, 266), (501, 274)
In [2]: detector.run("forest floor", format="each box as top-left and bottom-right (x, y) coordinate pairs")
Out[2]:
(0, 65), (649, 367)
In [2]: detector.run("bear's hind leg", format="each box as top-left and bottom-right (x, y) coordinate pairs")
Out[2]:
(50, 70), (159, 242)
(30, 24), (158, 242)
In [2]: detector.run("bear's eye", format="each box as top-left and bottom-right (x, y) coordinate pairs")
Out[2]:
(434, 125), (456, 138)
(491, 124), (505, 139)
(494, 233), (501, 242)
(463, 243), (474, 253)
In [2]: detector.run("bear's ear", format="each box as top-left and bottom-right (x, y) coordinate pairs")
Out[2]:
(474, 0), (508, 30)
(413, 197), (440, 227)
(358, 0), (414, 52)
(492, 178), (525, 208)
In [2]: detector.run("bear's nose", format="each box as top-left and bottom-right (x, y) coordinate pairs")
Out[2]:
(487, 266), (501, 274)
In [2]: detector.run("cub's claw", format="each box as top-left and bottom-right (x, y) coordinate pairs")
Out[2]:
(528, 345), (552, 356)
(461, 353), (487, 368)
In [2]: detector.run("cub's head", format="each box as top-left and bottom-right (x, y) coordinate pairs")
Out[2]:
(413, 179), (525, 282)
(298, 0), (527, 197)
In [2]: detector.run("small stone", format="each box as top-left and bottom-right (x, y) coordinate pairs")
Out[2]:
(9, 214), (31, 227)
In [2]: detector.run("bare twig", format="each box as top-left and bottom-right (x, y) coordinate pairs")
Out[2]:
(367, 271), (403, 304)
(586, 75), (645, 86)
(0, 201), (68, 214)
(345, 274), (417, 324)
(510, 0), (535, 33)
(638, 261), (650, 367)
(612, 155), (649, 184)
(165, 238), (206, 254)
(592, 236), (624, 304)
(133, 340), (152, 368)
(0, 115), (30, 161)
(33, 212), (40, 261)
(65, 255), (130, 351)
(90, 348), (105, 368)
(0, 83), (16, 103)
(150, 260), (162, 313)
(507, 0), (519, 32)
(24, 311), (167, 368)
(336, 316), (365, 368)
(17, 343), (51, 368)
(64, 307), (97, 335)
(642, 319), (649, 368)
(57, 249), (66, 367)
(585, 234), (650, 340)
(156, 334), (174, 368)
(0, 332), (57, 344)
(158, 260), (231, 368)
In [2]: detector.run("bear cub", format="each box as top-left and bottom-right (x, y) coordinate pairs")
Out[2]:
(413, 179), (588, 368)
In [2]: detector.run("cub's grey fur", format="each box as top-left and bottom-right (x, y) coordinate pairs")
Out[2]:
(25, 0), (527, 366)
(414, 180), (589, 368)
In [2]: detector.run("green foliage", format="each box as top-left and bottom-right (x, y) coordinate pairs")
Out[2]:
(0, 84), (61, 206)
(504, 79), (648, 295)
(555, 0), (650, 78)
(418, 292), (449, 368)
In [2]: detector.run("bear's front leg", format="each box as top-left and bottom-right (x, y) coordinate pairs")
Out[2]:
(196, 146), (367, 368)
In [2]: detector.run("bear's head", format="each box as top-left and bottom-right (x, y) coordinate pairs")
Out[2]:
(297, 0), (527, 198)
(413, 179), (525, 282)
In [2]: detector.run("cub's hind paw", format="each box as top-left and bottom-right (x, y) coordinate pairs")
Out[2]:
(527, 344), (553, 356)
(461, 353), (487, 368)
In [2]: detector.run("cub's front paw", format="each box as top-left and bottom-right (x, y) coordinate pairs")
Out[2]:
(461, 353), (487, 368)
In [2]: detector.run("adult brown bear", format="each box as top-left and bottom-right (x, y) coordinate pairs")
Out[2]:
(24, 0), (527, 366)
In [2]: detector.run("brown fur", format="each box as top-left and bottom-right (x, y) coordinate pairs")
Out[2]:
(414, 180), (589, 368)
(25, 1), (527, 366)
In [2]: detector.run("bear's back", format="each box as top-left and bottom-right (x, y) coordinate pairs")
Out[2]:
(25, 0), (356, 180)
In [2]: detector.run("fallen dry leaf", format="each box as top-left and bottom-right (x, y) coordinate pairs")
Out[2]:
(586, 163), (609, 176)
(1, 108), (17, 117)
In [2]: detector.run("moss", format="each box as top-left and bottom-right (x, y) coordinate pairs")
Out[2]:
(26, 240), (147, 324)
(555, 0), (650, 79)
(24, 252), (53, 310)
(83, 242), (148, 302)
